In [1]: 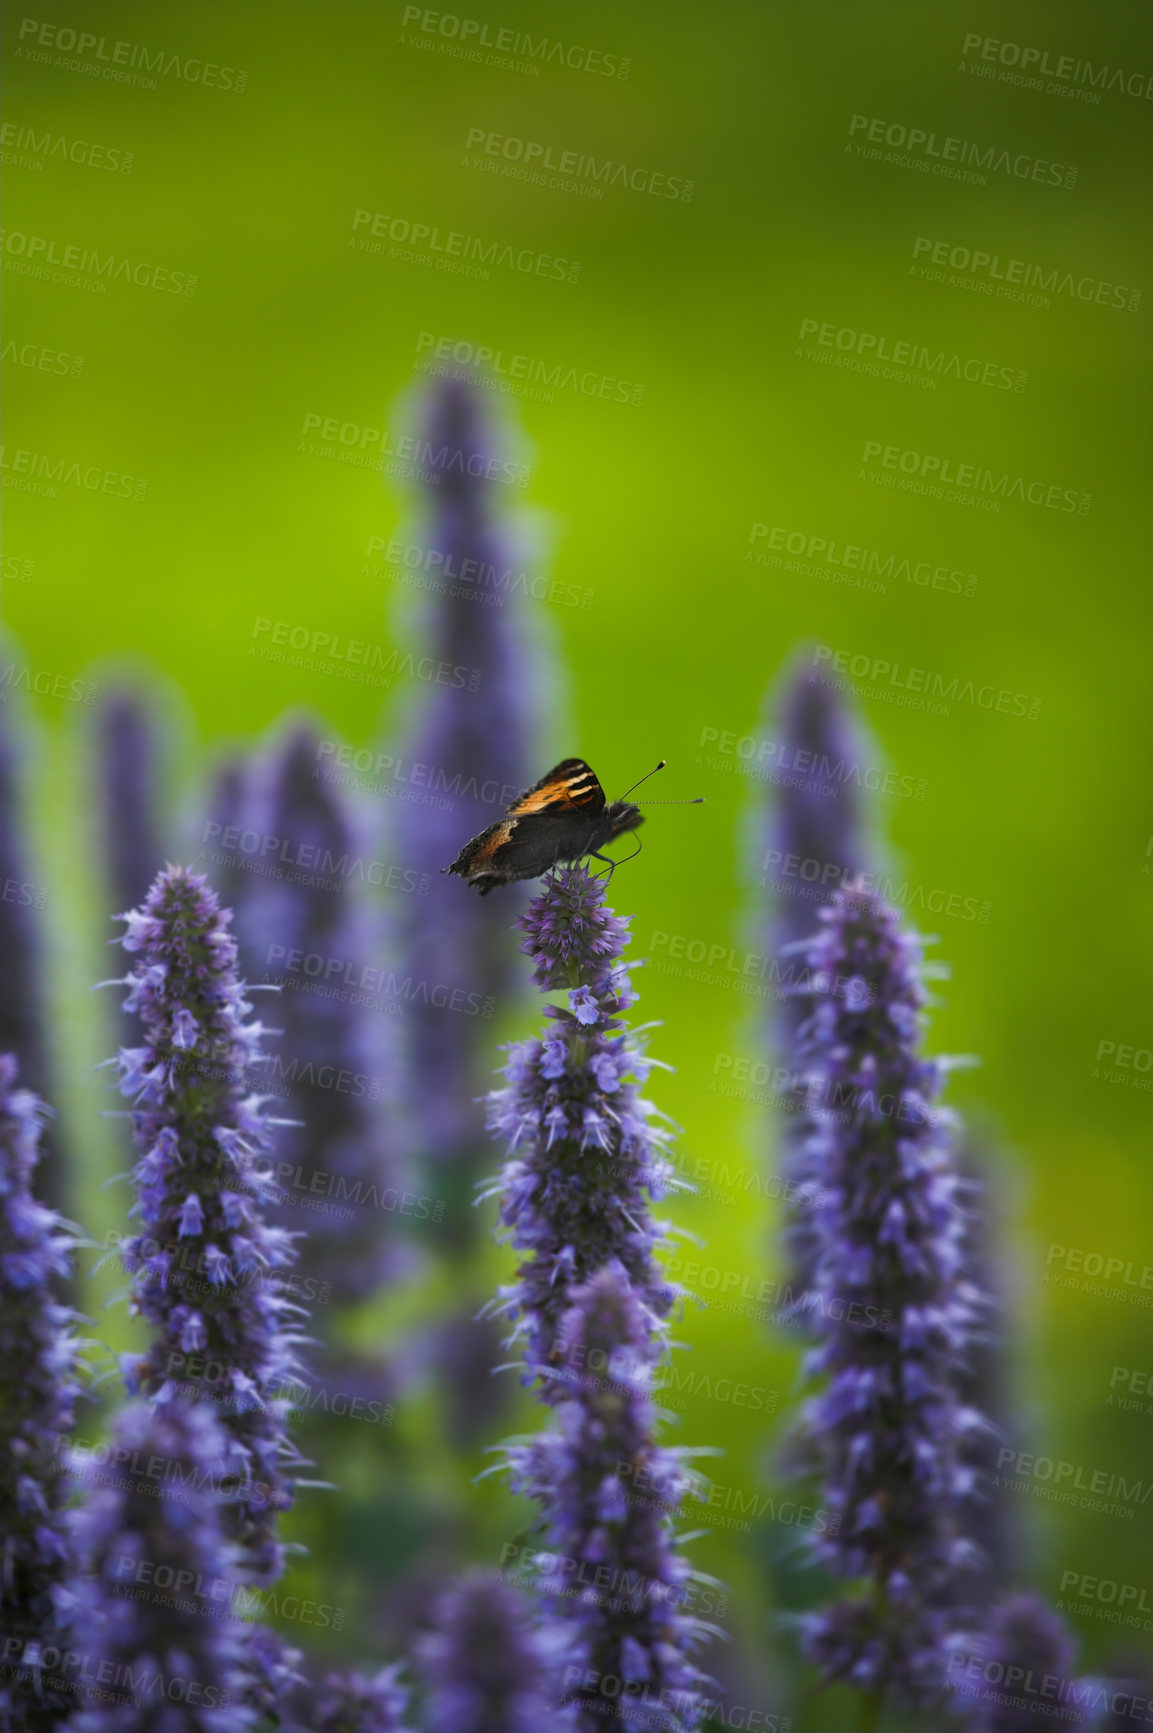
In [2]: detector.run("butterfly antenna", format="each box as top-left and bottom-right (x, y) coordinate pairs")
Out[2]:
(619, 759), (667, 800)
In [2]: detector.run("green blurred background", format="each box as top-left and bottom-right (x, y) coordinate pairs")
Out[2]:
(4, 2), (1152, 1726)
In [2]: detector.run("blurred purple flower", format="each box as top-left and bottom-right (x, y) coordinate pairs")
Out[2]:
(759, 661), (874, 1300)
(224, 724), (407, 1305)
(793, 883), (986, 1705)
(0, 703), (63, 1216)
(311, 1662), (415, 1732)
(950, 1593), (1088, 1729)
(506, 1267), (714, 1732)
(483, 865), (683, 1390)
(67, 1400), (256, 1733)
(0, 1055), (84, 1733)
(110, 865), (308, 1583)
(419, 1571), (572, 1733)
(391, 377), (542, 1236)
(96, 690), (165, 918)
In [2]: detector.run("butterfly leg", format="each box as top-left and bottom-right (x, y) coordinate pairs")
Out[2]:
(588, 830), (644, 884)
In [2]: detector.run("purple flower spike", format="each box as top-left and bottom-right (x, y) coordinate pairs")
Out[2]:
(312, 1661), (415, 1732)
(67, 1400), (257, 1733)
(0, 704), (64, 1217)
(0, 1055), (84, 1733)
(506, 1267), (714, 1732)
(391, 378), (541, 1231)
(111, 865), (308, 1583)
(96, 689), (165, 918)
(419, 1571), (572, 1733)
(949, 1593), (1088, 1729)
(759, 661), (874, 1300)
(219, 724), (407, 1306)
(484, 866), (683, 1389)
(793, 882), (987, 1705)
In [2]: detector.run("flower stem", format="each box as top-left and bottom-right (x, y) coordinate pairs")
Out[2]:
(859, 1687), (883, 1733)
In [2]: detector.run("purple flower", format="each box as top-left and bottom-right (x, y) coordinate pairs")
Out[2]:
(484, 866), (683, 1390)
(505, 1267), (714, 1732)
(950, 1594), (1088, 1729)
(66, 1400), (257, 1733)
(209, 725), (407, 1306)
(95, 689), (165, 918)
(110, 865), (308, 1583)
(311, 1661), (415, 1732)
(419, 1571), (572, 1733)
(0, 703), (63, 1217)
(391, 379), (542, 1234)
(759, 662), (875, 1301)
(793, 883), (986, 1705)
(0, 1055), (84, 1733)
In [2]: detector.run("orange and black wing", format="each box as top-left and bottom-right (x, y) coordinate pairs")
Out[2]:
(506, 758), (606, 817)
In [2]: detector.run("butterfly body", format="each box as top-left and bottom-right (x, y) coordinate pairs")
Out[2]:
(445, 758), (643, 895)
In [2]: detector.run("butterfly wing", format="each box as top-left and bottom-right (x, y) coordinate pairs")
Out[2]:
(505, 758), (606, 816)
(446, 761), (608, 894)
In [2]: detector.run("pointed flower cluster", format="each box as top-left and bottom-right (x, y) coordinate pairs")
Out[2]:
(794, 883), (984, 1702)
(420, 1571), (571, 1733)
(67, 1400), (256, 1733)
(111, 865), (308, 1582)
(950, 1594), (1088, 1729)
(0, 1055), (84, 1733)
(394, 377), (538, 1224)
(235, 725), (405, 1305)
(506, 1267), (713, 1732)
(763, 666), (873, 1300)
(484, 865), (682, 1388)
(311, 1662), (415, 1733)
(97, 690), (164, 918)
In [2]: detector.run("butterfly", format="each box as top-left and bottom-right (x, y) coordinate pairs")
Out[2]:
(444, 758), (700, 895)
